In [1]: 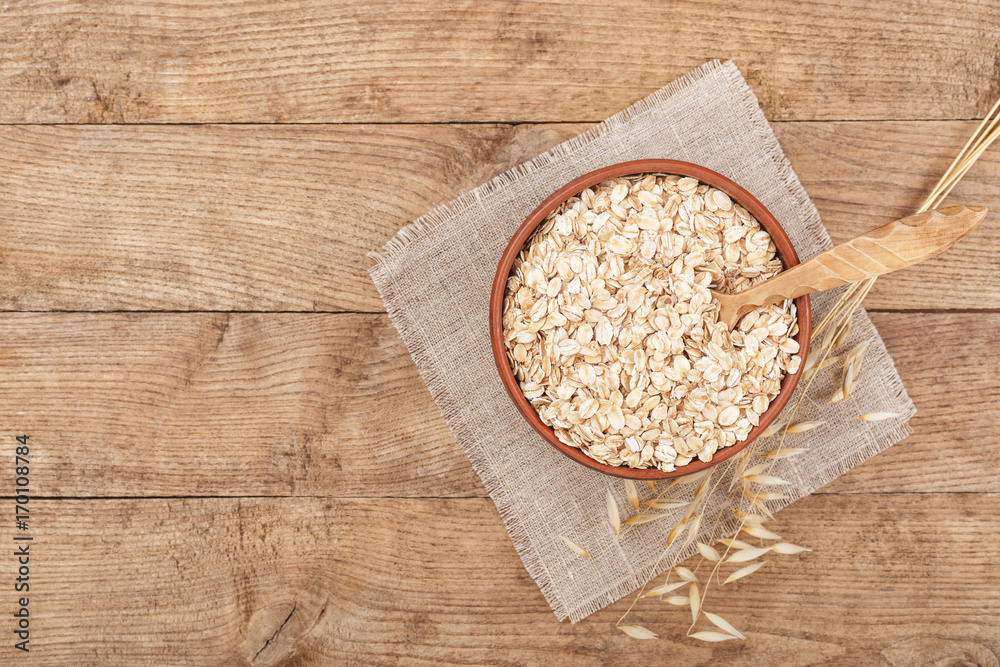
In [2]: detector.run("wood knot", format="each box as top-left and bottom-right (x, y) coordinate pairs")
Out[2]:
(882, 636), (999, 667)
(239, 596), (329, 666)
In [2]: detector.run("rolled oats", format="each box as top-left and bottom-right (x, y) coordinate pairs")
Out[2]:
(502, 174), (801, 471)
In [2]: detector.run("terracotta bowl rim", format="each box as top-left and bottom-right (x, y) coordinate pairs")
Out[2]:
(488, 159), (811, 479)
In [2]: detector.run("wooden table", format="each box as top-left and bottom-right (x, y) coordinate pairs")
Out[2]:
(1, 2), (998, 664)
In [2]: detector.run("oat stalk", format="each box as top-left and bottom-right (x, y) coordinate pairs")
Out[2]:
(607, 97), (1000, 641)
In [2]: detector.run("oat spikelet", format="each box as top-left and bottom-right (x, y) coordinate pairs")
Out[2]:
(666, 521), (688, 547)
(857, 412), (899, 422)
(820, 321), (839, 353)
(689, 631), (740, 642)
(761, 422), (787, 437)
(833, 319), (851, 349)
(786, 421), (825, 434)
(684, 497), (705, 524)
(840, 340), (871, 401)
(689, 582), (701, 623)
(806, 352), (841, 370)
(666, 596), (689, 606)
(818, 354), (842, 369)
(559, 535), (592, 559)
(803, 355), (841, 382)
(724, 561), (766, 584)
(756, 492), (789, 501)
(727, 546), (772, 563)
(742, 462), (769, 477)
(673, 469), (712, 486)
(729, 458), (750, 494)
(731, 510), (766, 526)
(681, 513), (703, 549)
(624, 513), (669, 527)
(696, 542), (721, 562)
(643, 581), (688, 598)
(624, 480), (640, 512)
(645, 480), (657, 491)
(745, 474), (790, 486)
(743, 525), (782, 540)
(751, 496), (774, 516)
(717, 537), (754, 550)
(607, 490), (621, 536)
(842, 357), (861, 400)
(619, 625), (658, 640)
(731, 448), (754, 483)
(762, 447), (806, 460)
(772, 542), (812, 555)
(704, 611), (746, 639)
(675, 566), (698, 583)
(643, 499), (687, 510)
(845, 340), (872, 365)
(685, 479), (712, 521)
(802, 346), (823, 373)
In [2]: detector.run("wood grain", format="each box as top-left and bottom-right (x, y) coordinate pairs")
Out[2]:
(2, 312), (995, 498)
(0, 124), (554, 311)
(0, 494), (995, 665)
(2, 1), (999, 124)
(0, 312), (478, 497)
(2, 121), (999, 312)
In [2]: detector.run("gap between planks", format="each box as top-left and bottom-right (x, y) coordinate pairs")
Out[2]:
(2, 491), (990, 501)
(2, 308), (998, 314)
(0, 117), (996, 127)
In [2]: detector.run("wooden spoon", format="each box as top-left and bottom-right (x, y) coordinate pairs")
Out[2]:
(713, 205), (988, 329)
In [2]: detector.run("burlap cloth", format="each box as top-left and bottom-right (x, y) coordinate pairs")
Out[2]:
(369, 60), (915, 622)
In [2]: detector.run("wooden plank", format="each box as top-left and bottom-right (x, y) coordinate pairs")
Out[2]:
(2, 121), (999, 312)
(0, 124), (556, 312)
(1, 1), (999, 123)
(0, 312), (481, 498)
(1, 312), (995, 498)
(0, 494), (996, 664)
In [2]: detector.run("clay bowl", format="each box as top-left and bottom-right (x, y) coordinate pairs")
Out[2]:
(489, 159), (811, 480)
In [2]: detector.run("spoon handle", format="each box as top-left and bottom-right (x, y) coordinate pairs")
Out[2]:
(733, 205), (987, 312)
